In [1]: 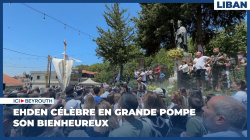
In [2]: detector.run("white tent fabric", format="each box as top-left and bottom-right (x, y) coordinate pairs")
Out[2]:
(79, 78), (100, 86)
(52, 58), (74, 91)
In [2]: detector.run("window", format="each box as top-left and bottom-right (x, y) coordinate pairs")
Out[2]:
(37, 76), (40, 80)
(56, 76), (58, 79)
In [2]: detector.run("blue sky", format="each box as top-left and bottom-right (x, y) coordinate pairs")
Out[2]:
(3, 3), (142, 77)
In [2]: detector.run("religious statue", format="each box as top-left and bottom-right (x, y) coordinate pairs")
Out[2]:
(174, 20), (188, 52)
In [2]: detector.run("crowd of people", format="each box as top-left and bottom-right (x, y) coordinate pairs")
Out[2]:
(131, 48), (247, 94)
(3, 77), (247, 137)
(2, 47), (247, 137)
(178, 48), (247, 93)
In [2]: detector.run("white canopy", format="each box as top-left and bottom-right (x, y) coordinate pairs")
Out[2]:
(78, 78), (100, 86)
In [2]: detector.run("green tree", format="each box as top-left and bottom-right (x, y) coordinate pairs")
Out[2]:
(87, 63), (105, 73)
(93, 62), (114, 83)
(94, 3), (141, 82)
(75, 64), (89, 70)
(135, 3), (246, 55)
(135, 3), (182, 56)
(207, 21), (247, 58)
(181, 4), (246, 46)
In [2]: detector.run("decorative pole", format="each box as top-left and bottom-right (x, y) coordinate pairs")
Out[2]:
(46, 55), (50, 87)
(63, 40), (67, 88)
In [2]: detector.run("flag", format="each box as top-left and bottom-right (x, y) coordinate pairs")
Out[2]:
(63, 53), (82, 62)
(197, 44), (205, 56)
(115, 69), (120, 82)
(52, 58), (74, 91)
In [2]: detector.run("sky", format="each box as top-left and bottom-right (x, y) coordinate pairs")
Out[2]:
(3, 3), (142, 77)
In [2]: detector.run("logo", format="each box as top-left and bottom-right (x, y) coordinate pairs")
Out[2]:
(13, 99), (25, 104)
(214, 0), (249, 10)
(2, 98), (54, 104)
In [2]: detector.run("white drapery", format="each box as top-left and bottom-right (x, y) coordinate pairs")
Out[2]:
(52, 58), (73, 91)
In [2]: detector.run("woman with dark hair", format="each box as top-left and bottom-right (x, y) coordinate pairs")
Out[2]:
(183, 97), (207, 137)
(168, 91), (188, 137)
(140, 91), (170, 137)
(189, 90), (204, 106)
(231, 80), (247, 107)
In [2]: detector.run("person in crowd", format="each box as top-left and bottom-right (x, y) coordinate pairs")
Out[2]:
(225, 61), (231, 90)
(168, 91), (188, 137)
(135, 69), (142, 91)
(178, 60), (189, 88)
(208, 48), (229, 91)
(159, 72), (165, 84)
(111, 82), (116, 90)
(100, 85), (110, 98)
(21, 109), (64, 137)
(121, 82), (129, 92)
(83, 94), (96, 110)
(154, 64), (161, 83)
(107, 93), (115, 106)
(183, 97), (207, 137)
(64, 86), (75, 102)
(240, 51), (247, 82)
(231, 80), (247, 107)
(140, 91), (170, 137)
(29, 87), (40, 97)
(205, 94), (215, 105)
(134, 69), (140, 79)
(40, 88), (52, 98)
(193, 51), (210, 92)
(93, 87), (102, 103)
(113, 93), (121, 111)
(98, 88), (105, 97)
(109, 92), (152, 137)
(147, 67), (154, 84)
(3, 107), (14, 137)
(179, 87), (189, 107)
(202, 95), (247, 137)
(85, 100), (119, 137)
(189, 89), (205, 106)
(140, 69), (147, 90)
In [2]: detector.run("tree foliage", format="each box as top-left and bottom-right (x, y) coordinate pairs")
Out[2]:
(206, 21), (247, 58)
(94, 3), (141, 82)
(135, 3), (246, 55)
(135, 3), (182, 56)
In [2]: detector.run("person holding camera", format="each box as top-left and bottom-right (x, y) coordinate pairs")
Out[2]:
(208, 48), (229, 91)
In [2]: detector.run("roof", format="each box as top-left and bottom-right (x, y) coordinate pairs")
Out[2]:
(78, 78), (100, 86)
(19, 75), (25, 78)
(3, 73), (25, 86)
(82, 70), (99, 75)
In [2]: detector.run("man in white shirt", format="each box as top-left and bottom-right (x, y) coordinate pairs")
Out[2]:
(140, 69), (147, 90)
(178, 60), (189, 88)
(193, 51), (210, 92)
